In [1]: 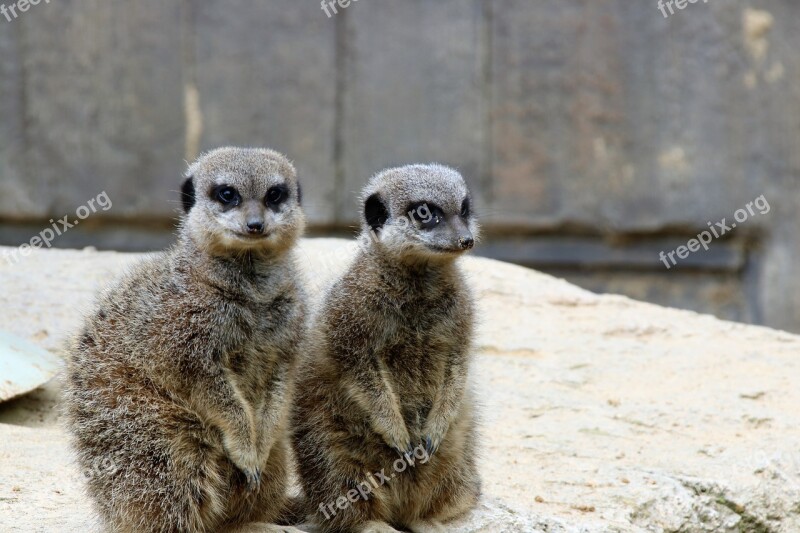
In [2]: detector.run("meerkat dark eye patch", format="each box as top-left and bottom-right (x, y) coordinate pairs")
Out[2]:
(460, 197), (470, 218)
(180, 177), (196, 213)
(266, 184), (289, 207)
(211, 185), (241, 207)
(365, 193), (389, 232)
(408, 202), (444, 230)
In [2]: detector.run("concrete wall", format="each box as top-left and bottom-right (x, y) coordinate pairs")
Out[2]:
(0, 0), (797, 331)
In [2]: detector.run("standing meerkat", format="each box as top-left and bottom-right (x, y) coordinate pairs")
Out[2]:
(64, 147), (307, 533)
(292, 164), (481, 533)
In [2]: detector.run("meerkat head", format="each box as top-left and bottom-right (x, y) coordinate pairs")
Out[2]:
(359, 164), (479, 262)
(179, 147), (305, 256)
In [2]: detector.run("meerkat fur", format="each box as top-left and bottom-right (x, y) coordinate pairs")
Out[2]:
(64, 147), (308, 533)
(292, 164), (481, 533)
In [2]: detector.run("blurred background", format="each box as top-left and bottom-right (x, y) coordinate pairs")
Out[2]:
(1, 0), (798, 331)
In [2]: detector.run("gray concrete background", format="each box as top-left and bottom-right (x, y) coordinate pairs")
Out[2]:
(1, 0), (798, 331)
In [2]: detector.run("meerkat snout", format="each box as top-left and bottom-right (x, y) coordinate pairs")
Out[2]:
(360, 164), (479, 260)
(181, 147), (304, 254)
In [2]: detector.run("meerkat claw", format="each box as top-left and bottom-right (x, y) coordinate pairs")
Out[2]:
(423, 435), (442, 456)
(392, 444), (410, 457)
(243, 468), (261, 491)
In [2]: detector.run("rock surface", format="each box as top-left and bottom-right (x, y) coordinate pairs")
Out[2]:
(1, 239), (799, 532)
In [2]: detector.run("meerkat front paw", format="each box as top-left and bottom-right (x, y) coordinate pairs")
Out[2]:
(226, 442), (261, 491)
(422, 435), (438, 456)
(242, 467), (262, 492)
(255, 434), (275, 462)
(384, 425), (413, 456)
(422, 418), (449, 456)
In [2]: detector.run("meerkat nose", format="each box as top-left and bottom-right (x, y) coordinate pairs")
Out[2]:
(458, 236), (474, 250)
(246, 221), (265, 234)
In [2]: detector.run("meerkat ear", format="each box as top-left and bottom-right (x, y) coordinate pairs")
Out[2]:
(364, 193), (389, 232)
(296, 180), (302, 206)
(180, 176), (195, 213)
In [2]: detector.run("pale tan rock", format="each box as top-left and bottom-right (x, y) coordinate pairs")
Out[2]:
(1, 240), (799, 532)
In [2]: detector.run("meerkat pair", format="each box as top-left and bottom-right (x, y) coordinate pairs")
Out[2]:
(65, 148), (480, 533)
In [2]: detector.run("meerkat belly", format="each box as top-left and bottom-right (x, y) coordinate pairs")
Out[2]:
(226, 343), (280, 410)
(384, 321), (459, 432)
(224, 300), (290, 406)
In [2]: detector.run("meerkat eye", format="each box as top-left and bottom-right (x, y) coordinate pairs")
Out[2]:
(266, 185), (289, 206)
(213, 185), (240, 206)
(460, 197), (470, 218)
(419, 205), (445, 230)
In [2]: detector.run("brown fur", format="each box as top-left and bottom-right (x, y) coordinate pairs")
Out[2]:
(292, 165), (481, 533)
(64, 147), (307, 533)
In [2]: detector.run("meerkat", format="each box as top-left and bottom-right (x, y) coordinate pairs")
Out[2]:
(64, 147), (307, 533)
(292, 164), (481, 533)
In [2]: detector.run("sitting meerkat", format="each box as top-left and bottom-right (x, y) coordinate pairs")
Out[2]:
(292, 164), (481, 533)
(64, 147), (307, 533)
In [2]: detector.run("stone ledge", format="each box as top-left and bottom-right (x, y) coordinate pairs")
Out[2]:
(1, 239), (798, 532)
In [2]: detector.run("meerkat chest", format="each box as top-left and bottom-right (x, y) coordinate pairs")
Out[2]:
(383, 308), (463, 384)
(225, 340), (277, 382)
(381, 286), (471, 387)
(222, 297), (294, 403)
(393, 290), (466, 348)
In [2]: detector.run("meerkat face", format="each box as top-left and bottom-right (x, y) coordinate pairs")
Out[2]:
(180, 147), (305, 255)
(360, 164), (479, 262)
